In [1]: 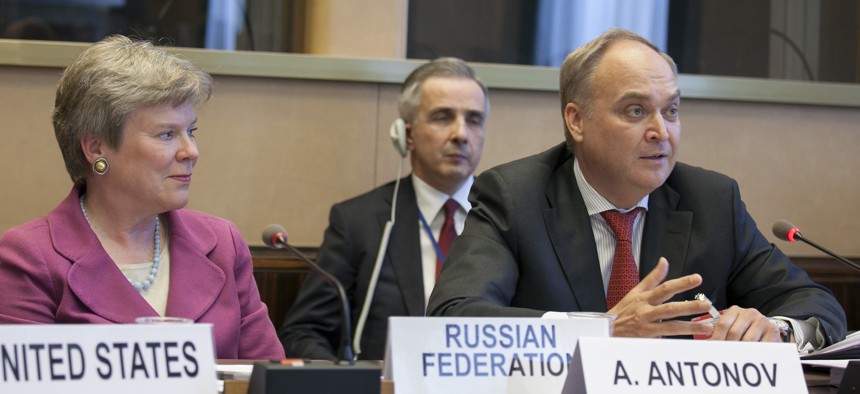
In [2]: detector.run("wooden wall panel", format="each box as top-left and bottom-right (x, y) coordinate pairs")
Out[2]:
(2, 65), (859, 257)
(253, 251), (860, 332)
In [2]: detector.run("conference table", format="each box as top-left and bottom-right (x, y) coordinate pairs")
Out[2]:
(217, 360), (842, 394)
(222, 378), (394, 394)
(805, 371), (842, 394)
(218, 359), (391, 394)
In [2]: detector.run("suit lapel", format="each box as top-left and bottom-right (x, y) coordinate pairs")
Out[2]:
(541, 148), (694, 311)
(55, 189), (226, 322)
(543, 155), (608, 312)
(162, 210), (226, 319)
(56, 187), (160, 322)
(66, 250), (159, 323)
(382, 178), (425, 316)
(640, 183), (692, 291)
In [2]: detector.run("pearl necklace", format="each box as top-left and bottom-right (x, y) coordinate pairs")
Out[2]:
(79, 194), (161, 292)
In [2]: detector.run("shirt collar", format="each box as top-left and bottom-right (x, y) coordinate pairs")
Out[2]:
(412, 174), (473, 220)
(573, 157), (648, 215)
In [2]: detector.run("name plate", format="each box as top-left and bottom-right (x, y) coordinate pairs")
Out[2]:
(0, 324), (216, 393)
(564, 337), (806, 393)
(384, 316), (611, 393)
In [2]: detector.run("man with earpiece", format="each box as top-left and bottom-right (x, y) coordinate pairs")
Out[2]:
(279, 58), (489, 361)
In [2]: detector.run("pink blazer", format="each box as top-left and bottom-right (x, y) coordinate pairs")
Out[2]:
(0, 186), (285, 360)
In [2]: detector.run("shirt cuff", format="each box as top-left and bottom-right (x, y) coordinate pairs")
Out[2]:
(772, 315), (825, 354)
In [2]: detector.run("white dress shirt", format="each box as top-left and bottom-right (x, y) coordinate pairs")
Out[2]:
(573, 158), (649, 294)
(412, 174), (473, 307)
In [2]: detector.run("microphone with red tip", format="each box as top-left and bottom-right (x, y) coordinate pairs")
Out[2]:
(262, 224), (355, 364)
(772, 219), (860, 272)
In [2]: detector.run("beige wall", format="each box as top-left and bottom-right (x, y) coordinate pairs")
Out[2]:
(2, 64), (859, 258)
(305, 0), (408, 58)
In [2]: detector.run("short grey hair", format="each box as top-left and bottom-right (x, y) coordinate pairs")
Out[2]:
(52, 35), (212, 184)
(559, 28), (677, 148)
(398, 57), (489, 123)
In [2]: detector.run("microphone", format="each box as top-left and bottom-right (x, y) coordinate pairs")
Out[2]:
(262, 224), (355, 364)
(772, 219), (860, 272)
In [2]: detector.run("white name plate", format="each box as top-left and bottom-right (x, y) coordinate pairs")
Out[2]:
(564, 337), (806, 393)
(385, 316), (611, 394)
(0, 324), (216, 394)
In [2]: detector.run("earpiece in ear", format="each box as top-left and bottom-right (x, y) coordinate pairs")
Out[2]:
(389, 118), (408, 158)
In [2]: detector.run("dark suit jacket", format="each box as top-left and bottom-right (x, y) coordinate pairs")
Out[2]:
(427, 143), (846, 345)
(280, 177), (425, 360)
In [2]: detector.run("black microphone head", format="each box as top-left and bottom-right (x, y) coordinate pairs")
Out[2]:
(261, 224), (287, 248)
(772, 219), (800, 242)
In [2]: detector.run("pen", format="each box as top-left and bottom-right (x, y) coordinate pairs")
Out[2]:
(694, 293), (720, 320)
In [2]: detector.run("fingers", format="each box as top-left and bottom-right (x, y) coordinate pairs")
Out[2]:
(648, 273), (702, 305)
(613, 258), (700, 311)
(611, 256), (783, 343)
(614, 318), (715, 338)
(658, 320), (716, 337)
(707, 306), (782, 342)
(610, 257), (711, 338)
(611, 257), (782, 342)
(635, 264), (702, 307)
(612, 302), (716, 338)
(635, 257), (669, 292)
(651, 299), (711, 322)
(629, 257), (702, 305)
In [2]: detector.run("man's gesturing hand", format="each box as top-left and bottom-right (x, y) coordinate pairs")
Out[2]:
(608, 258), (715, 338)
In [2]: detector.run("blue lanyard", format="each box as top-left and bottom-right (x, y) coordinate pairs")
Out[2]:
(418, 209), (446, 265)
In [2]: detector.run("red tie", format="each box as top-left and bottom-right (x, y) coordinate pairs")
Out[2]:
(436, 199), (459, 280)
(601, 208), (643, 310)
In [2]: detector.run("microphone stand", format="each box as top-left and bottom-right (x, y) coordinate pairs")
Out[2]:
(251, 227), (381, 394)
(793, 233), (860, 273)
(281, 243), (355, 364)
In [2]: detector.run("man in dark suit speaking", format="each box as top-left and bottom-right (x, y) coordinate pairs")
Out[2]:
(428, 29), (845, 350)
(280, 58), (489, 360)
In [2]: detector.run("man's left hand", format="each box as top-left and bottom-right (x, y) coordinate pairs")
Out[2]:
(707, 306), (783, 342)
